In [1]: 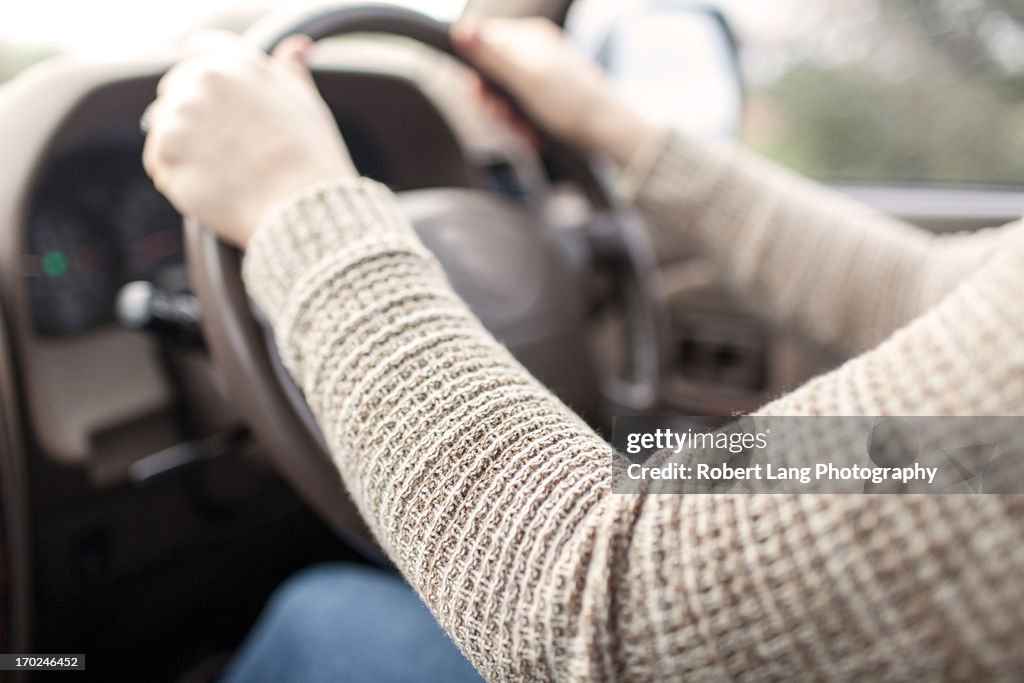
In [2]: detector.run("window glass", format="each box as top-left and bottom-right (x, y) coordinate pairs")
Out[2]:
(723, 0), (1024, 185)
(0, 0), (466, 81)
(4, 0), (1021, 186)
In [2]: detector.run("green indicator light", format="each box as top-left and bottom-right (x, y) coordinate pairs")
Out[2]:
(41, 250), (69, 278)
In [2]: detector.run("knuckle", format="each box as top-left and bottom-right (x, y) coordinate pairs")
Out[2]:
(196, 64), (228, 87)
(141, 142), (158, 175)
(157, 64), (187, 97)
(170, 97), (201, 119)
(147, 127), (184, 166)
(142, 141), (170, 183)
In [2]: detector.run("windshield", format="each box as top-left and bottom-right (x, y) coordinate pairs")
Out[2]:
(0, 0), (467, 63)
(3, 0), (1022, 187)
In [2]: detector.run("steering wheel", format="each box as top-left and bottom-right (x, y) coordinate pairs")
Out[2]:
(185, 4), (666, 547)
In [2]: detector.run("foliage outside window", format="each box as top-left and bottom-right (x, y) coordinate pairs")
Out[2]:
(741, 0), (1024, 186)
(1, 0), (1021, 186)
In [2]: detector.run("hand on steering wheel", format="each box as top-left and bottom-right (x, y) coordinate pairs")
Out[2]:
(143, 15), (662, 241)
(144, 5), (667, 546)
(451, 18), (660, 166)
(143, 32), (356, 246)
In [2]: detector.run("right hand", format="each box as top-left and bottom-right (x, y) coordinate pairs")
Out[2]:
(451, 18), (659, 166)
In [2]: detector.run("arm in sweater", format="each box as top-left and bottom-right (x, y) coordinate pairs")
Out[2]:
(243, 177), (1024, 681)
(628, 132), (1015, 356)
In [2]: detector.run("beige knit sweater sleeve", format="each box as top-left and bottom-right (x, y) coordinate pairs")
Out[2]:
(242, 134), (1024, 681)
(626, 133), (1012, 356)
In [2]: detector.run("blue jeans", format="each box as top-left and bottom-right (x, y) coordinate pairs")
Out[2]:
(220, 564), (483, 683)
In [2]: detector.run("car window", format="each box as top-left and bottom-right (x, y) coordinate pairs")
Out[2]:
(723, 0), (1024, 186)
(0, 0), (467, 81)
(4, 0), (1021, 187)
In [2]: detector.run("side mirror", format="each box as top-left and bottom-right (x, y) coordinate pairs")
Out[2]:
(567, 0), (744, 139)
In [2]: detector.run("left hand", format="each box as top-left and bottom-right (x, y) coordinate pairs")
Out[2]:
(143, 32), (357, 247)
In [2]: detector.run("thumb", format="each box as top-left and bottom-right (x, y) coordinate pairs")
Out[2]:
(452, 20), (513, 87)
(272, 34), (315, 85)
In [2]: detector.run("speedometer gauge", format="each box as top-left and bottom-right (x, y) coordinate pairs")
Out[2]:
(115, 178), (183, 284)
(25, 202), (117, 335)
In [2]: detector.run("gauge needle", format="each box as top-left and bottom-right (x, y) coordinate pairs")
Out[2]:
(129, 228), (180, 265)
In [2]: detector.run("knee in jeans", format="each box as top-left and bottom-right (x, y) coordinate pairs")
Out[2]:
(265, 563), (381, 625)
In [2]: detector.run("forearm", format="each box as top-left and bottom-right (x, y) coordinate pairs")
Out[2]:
(573, 232), (1024, 680)
(243, 179), (1024, 681)
(622, 131), (1008, 356)
(243, 179), (618, 680)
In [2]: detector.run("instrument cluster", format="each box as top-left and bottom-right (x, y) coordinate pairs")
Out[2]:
(25, 144), (185, 336)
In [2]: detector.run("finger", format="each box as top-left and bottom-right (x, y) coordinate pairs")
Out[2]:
(471, 76), (505, 117)
(139, 100), (158, 135)
(512, 119), (542, 152)
(491, 98), (516, 126)
(466, 71), (485, 97)
(455, 21), (543, 143)
(157, 60), (191, 97)
(451, 19), (509, 83)
(141, 133), (159, 179)
(495, 101), (539, 147)
(141, 94), (192, 176)
(271, 34), (315, 85)
(161, 29), (260, 97)
(142, 122), (174, 180)
(466, 68), (518, 121)
(474, 77), (505, 112)
(158, 43), (232, 97)
(157, 55), (217, 98)
(450, 20), (482, 53)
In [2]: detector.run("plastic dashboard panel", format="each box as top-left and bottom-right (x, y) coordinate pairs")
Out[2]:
(0, 56), (477, 465)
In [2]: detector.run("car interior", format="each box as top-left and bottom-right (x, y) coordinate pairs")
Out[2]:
(1, 0), (1023, 680)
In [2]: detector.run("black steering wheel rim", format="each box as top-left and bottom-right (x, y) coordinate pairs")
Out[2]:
(250, 3), (667, 412)
(248, 3), (614, 209)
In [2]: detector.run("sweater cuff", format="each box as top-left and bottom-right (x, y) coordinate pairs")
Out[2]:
(617, 126), (674, 199)
(621, 131), (736, 213)
(242, 177), (431, 323)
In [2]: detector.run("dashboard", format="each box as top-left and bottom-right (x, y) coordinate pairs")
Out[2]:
(20, 64), (478, 340)
(0, 55), (488, 475)
(0, 51), (496, 671)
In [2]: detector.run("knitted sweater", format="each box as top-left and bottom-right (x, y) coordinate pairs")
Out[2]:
(242, 132), (1024, 682)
